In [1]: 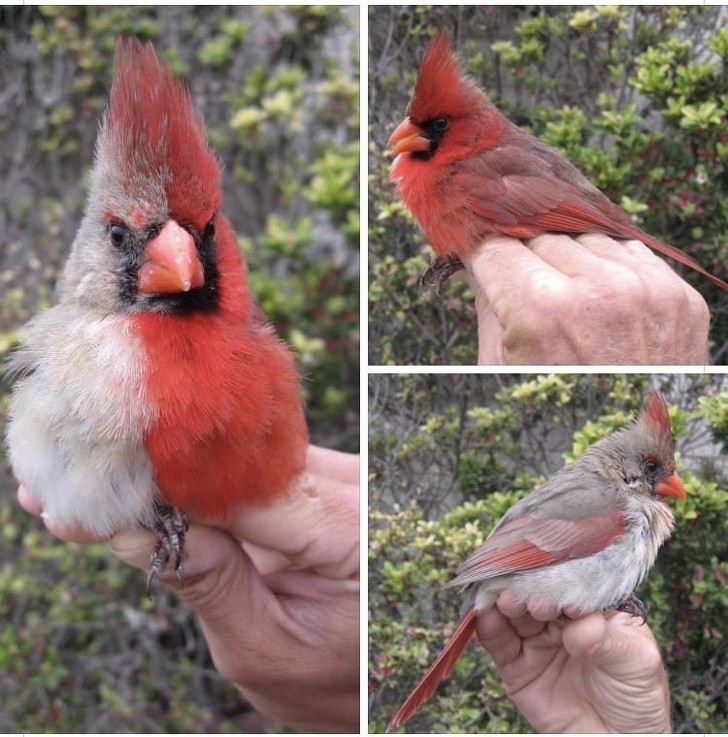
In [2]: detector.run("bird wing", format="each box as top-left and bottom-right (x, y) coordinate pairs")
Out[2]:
(449, 469), (628, 588)
(449, 510), (627, 588)
(460, 171), (630, 236)
(457, 158), (727, 288)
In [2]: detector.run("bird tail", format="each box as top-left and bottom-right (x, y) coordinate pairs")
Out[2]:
(635, 230), (727, 290)
(386, 608), (477, 732)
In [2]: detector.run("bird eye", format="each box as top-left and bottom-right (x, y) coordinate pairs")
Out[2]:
(644, 460), (658, 475)
(433, 117), (449, 131)
(109, 223), (127, 247)
(204, 218), (216, 240)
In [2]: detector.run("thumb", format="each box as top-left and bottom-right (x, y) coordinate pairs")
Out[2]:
(562, 611), (663, 679)
(112, 525), (302, 697)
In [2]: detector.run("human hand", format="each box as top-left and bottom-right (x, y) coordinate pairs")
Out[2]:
(462, 233), (710, 365)
(18, 445), (360, 734)
(476, 590), (671, 733)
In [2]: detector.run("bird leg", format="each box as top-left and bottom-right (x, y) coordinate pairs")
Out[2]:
(146, 503), (189, 595)
(612, 593), (648, 622)
(419, 255), (464, 294)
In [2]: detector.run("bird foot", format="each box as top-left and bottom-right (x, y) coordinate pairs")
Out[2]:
(612, 593), (648, 622)
(419, 255), (464, 294)
(146, 504), (189, 595)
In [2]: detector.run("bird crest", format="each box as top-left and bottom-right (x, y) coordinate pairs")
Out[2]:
(637, 391), (674, 457)
(98, 37), (221, 228)
(408, 32), (488, 124)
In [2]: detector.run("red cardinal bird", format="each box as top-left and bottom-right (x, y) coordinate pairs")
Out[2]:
(389, 32), (727, 291)
(386, 390), (685, 732)
(6, 38), (308, 584)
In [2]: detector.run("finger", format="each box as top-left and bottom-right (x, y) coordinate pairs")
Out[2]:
(18, 485), (42, 516)
(41, 516), (105, 543)
(496, 590), (547, 638)
(561, 610), (660, 675)
(527, 233), (645, 285)
(463, 235), (570, 327)
(111, 525), (278, 629)
(602, 237), (711, 350)
(242, 541), (292, 576)
(524, 597), (562, 622)
(110, 525), (304, 686)
(576, 234), (677, 278)
(475, 606), (523, 668)
(219, 466), (359, 579)
(561, 611), (609, 659)
(496, 588), (528, 618)
(476, 298), (505, 365)
(562, 603), (591, 619)
(578, 234), (709, 362)
(19, 486), (106, 542)
(460, 269), (505, 364)
(306, 445), (358, 485)
(263, 568), (360, 599)
(463, 276), (505, 364)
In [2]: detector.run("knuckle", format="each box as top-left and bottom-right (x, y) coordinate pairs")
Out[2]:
(599, 271), (647, 304)
(687, 288), (710, 327)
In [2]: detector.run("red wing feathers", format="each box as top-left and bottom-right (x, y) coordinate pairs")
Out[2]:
(449, 510), (626, 588)
(633, 234), (727, 288)
(462, 174), (727, 288)
(386, 609), (477, 732)
(463, 174), (622, 234)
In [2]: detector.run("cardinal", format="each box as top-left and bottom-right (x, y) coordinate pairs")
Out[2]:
(386, 390), (685, 732)
(388, 32), (727, 292)
(6, 38), (308, 586)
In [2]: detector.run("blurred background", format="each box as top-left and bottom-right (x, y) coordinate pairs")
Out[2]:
(369, 374), (727, 733)
(0, 6), (358, 732)
(369, 6), (728, 365)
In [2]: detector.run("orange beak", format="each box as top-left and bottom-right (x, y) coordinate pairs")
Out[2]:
(388, 116), (430, 155)
(655, 474), (686, 499)
(137, 220), (205, 294)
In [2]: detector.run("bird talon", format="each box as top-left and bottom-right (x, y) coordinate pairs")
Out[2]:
(145, 503), (187, 593)
(419, 255), (464, 294)
(612, 593), (648, 621)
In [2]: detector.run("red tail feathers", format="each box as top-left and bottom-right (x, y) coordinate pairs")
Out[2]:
(386, 608), (477, 732)
(636, 230), (727, 291)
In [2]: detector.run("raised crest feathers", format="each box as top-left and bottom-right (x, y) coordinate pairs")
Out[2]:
(100, 37), (221, 226)
(637, 390), (675, 461)
(408, 32), (488, 124)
